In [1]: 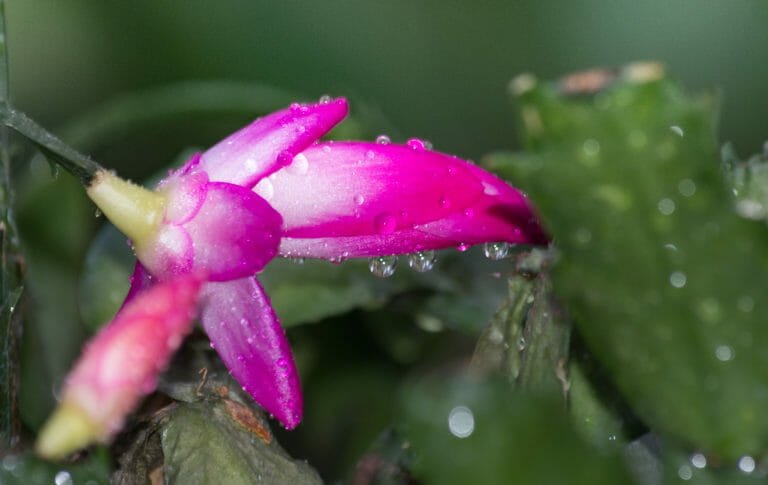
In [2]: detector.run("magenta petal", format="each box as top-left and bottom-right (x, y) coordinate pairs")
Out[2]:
(257, 142), (546, 258)
(120, 262), (156, 310)
(182, 182), (283, 281)
(197, 98), (348, 188)
(200, 277), (302, 429)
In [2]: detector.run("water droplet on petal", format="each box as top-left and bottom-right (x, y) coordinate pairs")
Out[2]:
(376, 135), (391, 144)
(366, 150), (375, 159)
(483, 242), (510, 260)
(354, 194), (365, 205)
(289, 102), (301, 113)
(457, 243), (470, 252)
(369, 256), (398, 277)
(318, 94), (331, 104)
(374, 213), (397, 234)
(408, 251), (436, 272)
(407, 138), (426, 151)
(287, 153), (309, 174)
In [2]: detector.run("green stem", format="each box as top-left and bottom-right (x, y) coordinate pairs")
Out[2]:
(2, 109), (103, 185)
(0, 0), (23, 449)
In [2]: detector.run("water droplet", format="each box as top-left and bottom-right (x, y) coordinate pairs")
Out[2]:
(677, 464), (693, 480)
(318, 94), (331, 104)
(670, 125), (685, 137)
(408, 251), (436, 272)
(258, 178), (274, 201)
(289, 102), (302, 113)
(483, 242), (510, 260)
(582, 138), (601, 156)
(374, 213), (397, 234)
(376, 135), (391, 144)
(658, 198), (676, 215)
(288, 257), (305, 265)
(55, 471), (74, 485)
(447, 406), (475, 438)
(276, 358), (288, 368)
(670, 271), (687, 288)
(354, 194), (365, 205)
(94, 208), (102, 218)
(369, 256), (398, 277)
(276, 150), (294, 167)
(407, 138), (426, 151)
(737, 295), (754, 313)
(457, 243), (470, 252)
(715, 345), (734, 362)
(738, 456), (756, 474)
(365, 149), (375, 159)
(678, 179), (696, 197)
(517, 336), (527, 351)
(690, 453), (707, 469)
(322, 145), (331, 153)
(287, 153), (309, 174)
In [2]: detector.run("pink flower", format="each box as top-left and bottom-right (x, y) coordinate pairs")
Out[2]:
(36, 274), (203, 459)
(85, 98), (546, 430)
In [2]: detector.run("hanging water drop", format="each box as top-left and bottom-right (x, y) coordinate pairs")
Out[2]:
(376, 135), (391, 144)
(408, 251), (436, 272)
(457, 243), (470, 252)
(483, 242), (510, 260)
(288, 257), (305, 265)
(369, 256), (398, 277)
(407, 138), (426, 151)
(318, 94), (332, 104)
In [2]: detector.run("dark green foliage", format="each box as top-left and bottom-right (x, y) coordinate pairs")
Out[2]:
(488, 68), (768, 458)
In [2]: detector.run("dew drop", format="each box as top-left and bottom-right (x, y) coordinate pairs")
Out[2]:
(658, 198), (676, 215)
(94, 208), (102, 218)
(483, 242), (510, 260)
(447, 406), (475, 438)
(287, 153), (309, 174)
(715, 345), (734, 362)
(690, 453), (707, 469)
(288, 257), (305, 265)
(408, 250), (436, 272)
(289, 102), (301, 112)
(738, 456), (756, 474)
(670, 271), (687, 288)
(376, 135), (391, 144)
(457, 243), (470, 252)
(670, 125), (685, 137)
(276, 150), (294, 167)
(678, 179), (696, 197)
(258, 178), (274, 201)
(54, 471), (73, 485)
(369, 256), (398, 277)
(318, 94), (332, 104)
(354, 194), (365, 205)
(374, 213), (397, 234)
(407, 138), (426, 151)
(366, 149), (375, 159)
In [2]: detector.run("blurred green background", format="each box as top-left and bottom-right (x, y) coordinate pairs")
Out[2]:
(7, 0), (768, 165)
